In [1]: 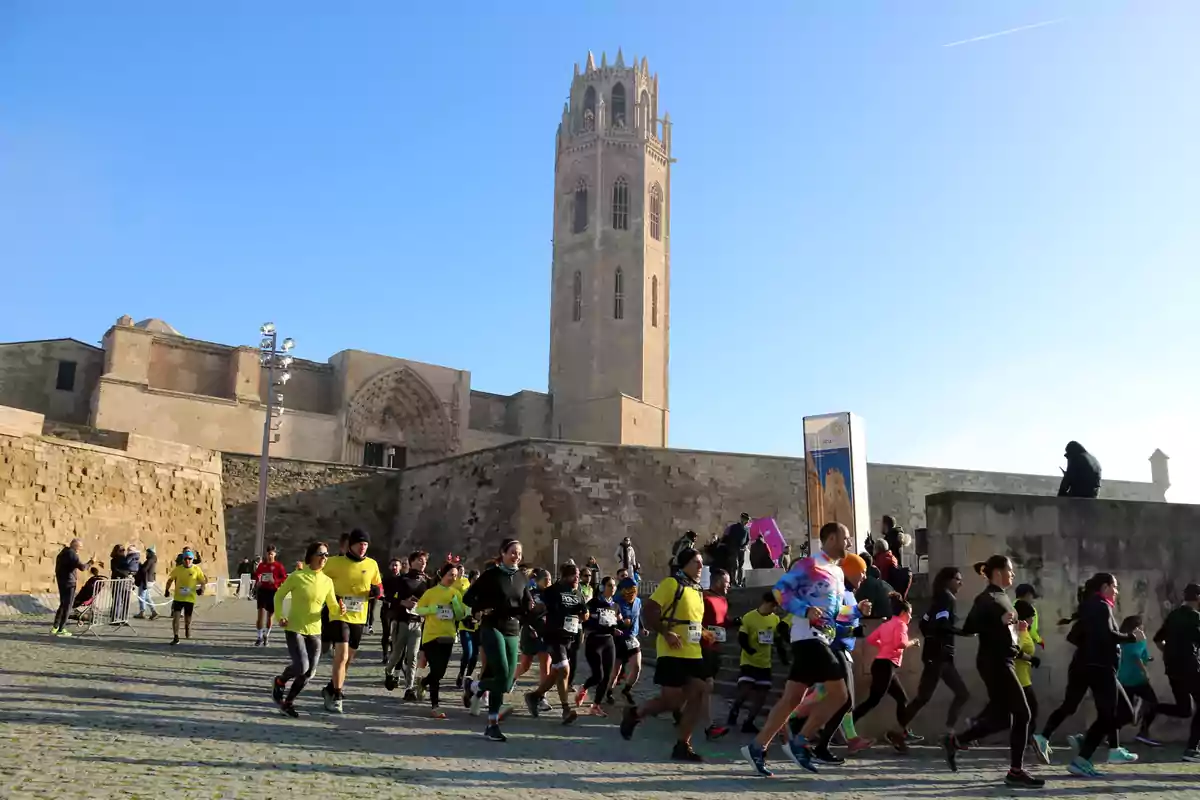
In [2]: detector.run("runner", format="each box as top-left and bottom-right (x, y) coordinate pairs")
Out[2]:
(941, 556), (1044, 789)
(901, 566), (971, 737)
(1116, 614), (1160, 745)
(613, 577), (643, 704)
(413, 562), (467, 719)
(320, 532), (353, 657)
(164, 549), (206, 646)
(271, 541), (344, 717)
(727, 591), (786, 733)
(513, 569), (552, 696)
(384, 550), (430, 701)
(1014, 600), (1041, 743)
(462, 539), (534, 741)
(525, 563), (587, 725)
(380, 558), (404, 664)
(253, 546), (288, 647)
(578, 576), (620, 714)
(700, 568), (737, 740)
(320, 529), (383, 714)
(852, 592), (920, 752)
(455, 569), (481, 689)
(619, 547), (711, 762)
(740, 522), (867, 777)
(1151, 582), (1200, 763)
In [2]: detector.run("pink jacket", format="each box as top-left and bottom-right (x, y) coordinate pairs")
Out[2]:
(868, 613), (911, 666)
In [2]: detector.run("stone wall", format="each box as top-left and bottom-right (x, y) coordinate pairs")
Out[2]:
(0, 405), (227, 594)
(220, 453), (401, 569)
(0, 339), (104, 425)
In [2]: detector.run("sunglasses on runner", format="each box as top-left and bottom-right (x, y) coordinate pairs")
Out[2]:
(315, 552), (330, 558)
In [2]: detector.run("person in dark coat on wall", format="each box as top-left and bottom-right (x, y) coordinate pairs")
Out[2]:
(1058, 441), (1102, 498)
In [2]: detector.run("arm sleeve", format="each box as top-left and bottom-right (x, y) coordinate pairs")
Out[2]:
(738, 630), (756, 655)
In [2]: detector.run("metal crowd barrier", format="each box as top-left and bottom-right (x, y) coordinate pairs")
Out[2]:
(75, 577), (138, 637)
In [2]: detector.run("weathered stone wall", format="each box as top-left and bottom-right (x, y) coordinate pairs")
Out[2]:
(0, 339), (104, 425)
(220, 453), (401, 570)
(0, 406), (227, 594)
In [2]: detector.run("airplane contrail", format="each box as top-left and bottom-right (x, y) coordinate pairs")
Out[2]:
(943, 18), (1065, 48)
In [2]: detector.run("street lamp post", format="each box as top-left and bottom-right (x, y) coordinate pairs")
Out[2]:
(254, 323), (294, 561)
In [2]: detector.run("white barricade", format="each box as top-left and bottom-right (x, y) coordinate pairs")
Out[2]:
(76, 577), (138, 637)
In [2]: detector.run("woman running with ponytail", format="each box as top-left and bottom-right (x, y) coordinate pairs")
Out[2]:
(901, 566), (971, 737)
(942, 556), (1044, 789)
(461, 538), (533, 742)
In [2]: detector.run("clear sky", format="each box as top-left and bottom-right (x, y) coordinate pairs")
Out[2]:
(2, 2), (1197, 501)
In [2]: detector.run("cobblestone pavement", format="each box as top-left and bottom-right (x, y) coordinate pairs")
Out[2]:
(1, 601), (1196, 799)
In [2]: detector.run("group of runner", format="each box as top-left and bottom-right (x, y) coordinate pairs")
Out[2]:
(203, 523), (1200, 787)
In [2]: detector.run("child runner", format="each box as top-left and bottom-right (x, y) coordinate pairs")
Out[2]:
(272, 541), (343, 717)
(853, 592), (920, 752)
(1014, 600), (1041, 741)
(727, 591), (785, 733)
(413, 562), (467, 719)
(164, 549), (205, 646)
(613, 577), (643, 704)
(455, 569), (481, 688)
(253, 545), (288, 647)
(1116, 614), (1160, 746)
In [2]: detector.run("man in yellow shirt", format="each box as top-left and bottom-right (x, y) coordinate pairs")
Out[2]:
(619, 547), (711, 762)
(727, 592), (785, 733)
(319, 529), (382, 714)
(164, 549), (206, 646)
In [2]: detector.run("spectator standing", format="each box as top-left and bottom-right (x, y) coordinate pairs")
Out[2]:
(881, 516), (907, 569)
(52, 539), (93, 636)
(134, 545), (158, 620)
(671, 530), (698, 562)
(614, 537), (639, 580)
(722, 513), (752, 587)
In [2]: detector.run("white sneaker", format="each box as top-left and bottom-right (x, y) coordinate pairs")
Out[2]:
(470, 690), (485, 716)
(538, 696), (554, 713)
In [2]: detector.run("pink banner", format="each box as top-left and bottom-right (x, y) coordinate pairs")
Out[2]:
(749, 517), (787, 562)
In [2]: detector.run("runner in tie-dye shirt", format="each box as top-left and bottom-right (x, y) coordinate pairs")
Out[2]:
(741, 522), (873, 778)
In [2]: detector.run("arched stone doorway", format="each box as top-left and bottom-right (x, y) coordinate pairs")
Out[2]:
(344, 367), (458, 467)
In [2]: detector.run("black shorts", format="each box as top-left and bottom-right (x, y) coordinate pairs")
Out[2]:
(654, 656), (709, 688)
(171, 601), (195, 617)
(256, 589), (277, 612)
(701, 649), (722, 681)
(788, 638), (845, 686)
(326, 620), (364, 650)
(545, 636), (576, 669)
(615, 636), (642, 661)
(520, 628), (545, 657)
(739, 664), (774, 687)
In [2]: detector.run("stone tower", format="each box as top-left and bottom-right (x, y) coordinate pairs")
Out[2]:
(548, 49), (672, 447)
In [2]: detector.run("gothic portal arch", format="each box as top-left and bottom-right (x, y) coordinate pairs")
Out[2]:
(344, 367), (458, 465)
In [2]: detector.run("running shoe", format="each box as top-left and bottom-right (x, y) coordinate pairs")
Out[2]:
(262, 635), (270, 646)
(150, 612), (159, 620)
(1107, 747), (1138, 763)
(56, 629), (73, 638)
(272, 677), (285, 706)
(1135, 733), (1162, 747)
(783, 736), (819, 774)
(1004, 769), (1045, 789)
(741, 721), (760, 734)
(367, 625), (374, 635)
(538, 696), (553, 713)
(705, 725), (730, 741)
(524, 692), (541, 718)
(254, 637), (262, 647)
(279, 703), (300, 719)
(321, 685), (336, 713)
(589, 704), (608, 717)
(847, 736), (874, 755)
(133, 614), (146, 620)
(1031, 734), (1052, 765)
(454, 676), (464, 689)
(403, 689), (418, 703)
(470, 691), (485, 717)
(619, 706), (641, 740)
(671, 741), (703, 762)
(562, 708), (579, 725)
(483, 724), (507, 742)
(171, 636), (179, 646)
(1067, 756), (1098, 777)
(462, 681), (474, 709)
(886, 730), (909, 754)
(941, 734), (959, 772)
(812, 746), (845, 765)
(331, 697), (344, 714)
(621, 685), (635, 705)
(741, 743), (773, 777)
(430, 709), (447, 720)
(904, 730), (924, 744)
(384, 673), (399, 692)
(1066, 733), (1083, 752)
(574, 688), (588, 708)
(604, 692), (615, 705)
(1182, 749), (1200, 763)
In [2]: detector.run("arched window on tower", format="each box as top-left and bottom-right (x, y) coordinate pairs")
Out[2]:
(611, 83), (626, 128)
(611, 177), (629, 230)
(614, 268), (624, 320)
(651, 275), (659, 328)
(649, 183), (662, 241)
(572, 178), (588, 234)
(640, 89), (651, 133)
(572, 270), (582, 322)
(583, 86), (597, 132)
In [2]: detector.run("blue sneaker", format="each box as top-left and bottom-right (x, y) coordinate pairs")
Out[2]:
(784, 736), (820, 773)
(741, 743), (773, 777)
(1031, 733), (1052, 765)
(1068, 756), (1099, 777)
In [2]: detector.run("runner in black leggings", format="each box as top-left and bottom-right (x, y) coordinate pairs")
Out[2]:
(1151, 582), (1200, 763)
(902, 566), (971, 735)
(579, 577), (620, 714)
(942, 555), (1044, 790)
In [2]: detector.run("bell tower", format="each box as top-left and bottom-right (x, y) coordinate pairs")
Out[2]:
(548, 49), (672, 447)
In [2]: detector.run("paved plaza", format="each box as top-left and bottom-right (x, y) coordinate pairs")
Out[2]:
(0, 601), (1195, 800)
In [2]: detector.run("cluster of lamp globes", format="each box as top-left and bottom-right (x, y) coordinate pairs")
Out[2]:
(259, 322), (295, 441)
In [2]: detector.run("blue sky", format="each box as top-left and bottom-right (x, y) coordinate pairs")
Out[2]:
(2, 2), (1197, 501)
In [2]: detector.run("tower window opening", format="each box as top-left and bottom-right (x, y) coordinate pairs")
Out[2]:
(572, 270), (582, 322)
(612, 177), (629, 230)
(583, 86), (597, 132)
(614, 267), (625, 320)
(572, 178), (588, 234)
(651, 275), (658, 327)
(611, 83), (626, 128)
(649, 183), (662, 241)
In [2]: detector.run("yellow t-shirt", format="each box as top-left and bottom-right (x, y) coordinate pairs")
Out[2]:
(168, 565), (206, 604)
(649, 577), (704, 660)
(1015, 629), (1035, 687)
(740, 609), (781, 669)
(418, 583), (462, 643)
(274, 568), (340, 636)
(322, 555), (382, 625)
(453, 576), (470, 596)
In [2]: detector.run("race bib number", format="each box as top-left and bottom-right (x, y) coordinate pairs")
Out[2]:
(757, 629), (774, 645)
(258, 574), (274, 586)
(343, 597), (365, 614)
(706, 625), (727, 643)
(624, 636), (640, 650)
(563, 616), (581, 634)
(687, 623), (703, 644)
(599, 609), (617, 627)
(177, 586), (192, 596)
(436, 605), (454, 621)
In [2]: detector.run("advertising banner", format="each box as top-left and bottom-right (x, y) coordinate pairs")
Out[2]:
(748, 517), (786, 562)
(803, 412), (869, 556)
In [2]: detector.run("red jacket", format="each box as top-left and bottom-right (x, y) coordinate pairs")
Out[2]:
(874, 549), (898, 582)
(253, 560), (288, 591)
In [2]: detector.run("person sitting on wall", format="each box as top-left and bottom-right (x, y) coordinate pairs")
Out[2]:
(749, 535), (775, 570)
(1058, 441), (1102, 498)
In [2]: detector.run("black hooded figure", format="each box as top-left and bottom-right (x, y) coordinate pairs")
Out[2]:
(1058, 441), (1102, 498)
